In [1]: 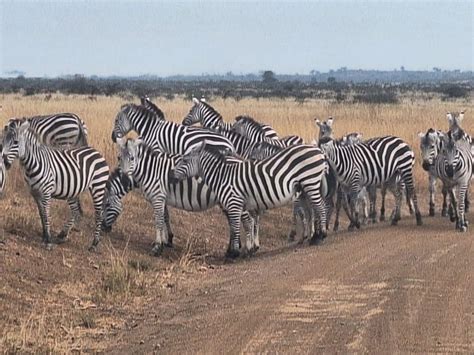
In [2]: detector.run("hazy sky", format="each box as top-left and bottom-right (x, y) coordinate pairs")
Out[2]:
(0, 1), (472, 77)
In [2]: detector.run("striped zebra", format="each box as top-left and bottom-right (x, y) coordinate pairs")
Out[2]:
(3, 114), (88, 169)
(140, 96), (165, 120)
(0, 156), (5, 195)
(111, 104), (235, 155)
(182, 98), (279, 141)
(248, 141), (336, 242)
(319, 136), (422, 228)
(434, 131), (472, 232)
(418, 128), (450, 216)
(1, 121), (109, 250)
(232, 115), (303, 145)
(113, 138), (257, 256)
(171, 142), (328, 258)
(315, 117), (413, 223)
(447, 111), (474, 170)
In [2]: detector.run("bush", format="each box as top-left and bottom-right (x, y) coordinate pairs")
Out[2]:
(353, 91), (398, 104)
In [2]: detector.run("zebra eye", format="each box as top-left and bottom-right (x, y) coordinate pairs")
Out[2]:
(130, 156), (135, 161)
(13, 140), (19, 145)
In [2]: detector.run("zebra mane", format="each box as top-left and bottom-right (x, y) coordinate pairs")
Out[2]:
(234, 115), (266, 133)
(203, 144), (236, 165)
(122, 104), (162, 123)
(140, 97), (165, 120)
(199, 100), (224, 122)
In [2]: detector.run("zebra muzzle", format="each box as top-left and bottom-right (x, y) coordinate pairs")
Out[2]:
(445, 165), (454, 178)
(421, 161), (432, 171)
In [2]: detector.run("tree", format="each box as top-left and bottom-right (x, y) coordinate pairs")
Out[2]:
(262, 70), (277, 84)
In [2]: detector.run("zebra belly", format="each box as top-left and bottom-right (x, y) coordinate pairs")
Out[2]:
(244, 189), (295, 212)
(166, 178), (218, 211)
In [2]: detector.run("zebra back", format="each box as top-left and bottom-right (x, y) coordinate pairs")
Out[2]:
(112, 104), (235, 154)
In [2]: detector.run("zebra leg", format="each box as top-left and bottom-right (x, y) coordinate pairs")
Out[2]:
(361, 194), (369, 225)
(390, 184), (403, 226)
(428, 175), (436, 216)
(242, 211), (256, 254)
(401, 171), (422, 226)
(289, 200), (303, 242)
(457, 186), (468, 232)
(308, 192), (327, 245)
(333, 187), (343, 232)
(57, 197), (82, 243)
(33, 192), (53, 250)
(164, 206), (174, 248)
(380, 185), (387, 222)
(368, 186), (377, 224)
(348, 192), (361, 230)
(441, 186), (449, 217)
(252, 213), (260, 251)
(89, 187), (107, 252)
(448, 189), (459, 228)
(149, 198), (167, 256)
(464, 189), (470, 213)
(225, 209), (242, 258)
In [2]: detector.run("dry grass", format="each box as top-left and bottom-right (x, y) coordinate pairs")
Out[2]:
(0, 93), (472, 352)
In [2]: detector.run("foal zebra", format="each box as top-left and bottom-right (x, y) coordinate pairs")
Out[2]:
(3, 114), (88, 168)
(320, 136), (422, 228)
(111, 103), (235, 154)
(434, 132), (472, 232)
(171, 142), (328, 258)
(1, 121), (109, 249)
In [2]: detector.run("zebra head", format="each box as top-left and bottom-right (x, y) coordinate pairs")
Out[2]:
(446, 111), (464, 131)
(315, 117), (334, 141)
(1, 118), (26, 168)
(111, 105), (134, 143)
(101, 168), (134, 232)
(182, 97), (206, 126)
(439, 132), (459, 178)
(140, 96), (165, 120)
(171, 141), (205, 180)
(418, 128), (441, 171)
(116, 137), (141, 180)
(341, 132), (363, 146)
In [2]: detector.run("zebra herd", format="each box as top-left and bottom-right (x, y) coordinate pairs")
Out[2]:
(0, 99), (472, 258)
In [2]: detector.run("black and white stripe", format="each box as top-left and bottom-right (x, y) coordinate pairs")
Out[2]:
(434, 131), (472, 231)
(111, 103), (235, 155)
(320, 135), (422, 228)
(3, 114), (88, 169)
(0, 156), (5, 196)
(1, 121), (109, 249)
(171, 143), (328, 258)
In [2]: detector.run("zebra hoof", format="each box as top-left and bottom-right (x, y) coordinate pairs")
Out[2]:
(88, 244), (97, 252)
(309, 236), (321, 245)
(56, 231), (69, 244)
(450, 215), (456, 223)
(333, 224), (339, 232)
(152, 244), (164, 257)
(429, 208), (435, 217)
(43, 243), (54, 251)
(166, 233), (174, 248)
(379, 215), (386, 222)
(287, 230), (296, 242)
(441, 209), (448, 217)
(225, 248), (240, 259)
(390, 219), (398, 226)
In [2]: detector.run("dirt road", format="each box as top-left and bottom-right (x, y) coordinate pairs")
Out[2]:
(106, 215), (473, 354)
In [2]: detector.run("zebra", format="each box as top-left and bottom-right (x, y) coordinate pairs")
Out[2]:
(434, 132), (472, 232)
(0, 154), (5, 196)
(3, 114), (88, 169)
(248, 141), (336, 242)
(319, 135), (422, 228)
(182, 97), (280, 140)
(418, 128), (450, 216)
(446, 111), (474, 170)
(1, 121), (109, 250)
(170, 142), (328, 258)
(140, 96), (165, 120)
(114, 137), (257, 256)
(315, 117), (413, 223)
(111, 103), (235, 155)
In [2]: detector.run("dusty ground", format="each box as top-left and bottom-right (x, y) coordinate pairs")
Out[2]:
(1, 192), (472, 353)
(1, 95), (473, 353)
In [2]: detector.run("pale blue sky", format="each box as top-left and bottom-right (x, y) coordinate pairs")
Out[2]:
(0, 1), (472, 77)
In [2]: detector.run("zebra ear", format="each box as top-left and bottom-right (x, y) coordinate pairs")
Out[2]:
(446, 112), (453, 124)
(200, 97), (206, 102)
(327, 117), (334, 127)
(356, 132), (363, 140)
(458, 111), (464, 121)
(314, 118), (321, 127)
(417, 132), (425, 139)
(192, 97), (200, 105)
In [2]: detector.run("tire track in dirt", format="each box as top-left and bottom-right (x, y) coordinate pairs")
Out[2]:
(107, 215), (474, 354)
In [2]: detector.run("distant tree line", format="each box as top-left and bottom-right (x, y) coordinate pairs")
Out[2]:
(0, 73), (471, 104)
